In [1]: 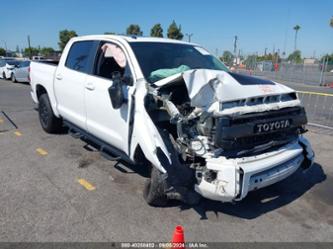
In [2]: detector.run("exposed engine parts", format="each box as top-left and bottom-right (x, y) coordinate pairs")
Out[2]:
(147, 79), (308, 168)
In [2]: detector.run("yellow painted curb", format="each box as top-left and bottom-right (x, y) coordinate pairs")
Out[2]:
(297, 91), (333, 97)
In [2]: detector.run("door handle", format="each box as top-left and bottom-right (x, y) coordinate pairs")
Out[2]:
(85, 82), (95, 90)
(55, 74), (63, 80)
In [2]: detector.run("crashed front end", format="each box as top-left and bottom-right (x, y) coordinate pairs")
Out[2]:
(142, 69), (314, 202)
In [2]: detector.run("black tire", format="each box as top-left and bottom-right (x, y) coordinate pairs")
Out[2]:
(143, 166), (168, 207)
(38, 94), (62, 133)
(2, 72), (6, 80)
(11, 73), (16, 83)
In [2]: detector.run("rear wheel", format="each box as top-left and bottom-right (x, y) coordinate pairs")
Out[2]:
(2, 72), (5, 79)
(143, 166), (168, 207)
(38, 94), (62, 133)
(11, 73), (16, 83)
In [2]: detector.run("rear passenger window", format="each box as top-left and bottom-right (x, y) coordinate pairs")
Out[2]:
(65, 41), (94, 73)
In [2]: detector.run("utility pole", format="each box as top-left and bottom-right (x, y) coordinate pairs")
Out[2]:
(5, 41), (7, 57)
(233, 35), (238, 66)
(185, 33), (193, 42)
(2, 40), (8, 56)
(233, 35), (238, 56)
(27, 35), (32, 59)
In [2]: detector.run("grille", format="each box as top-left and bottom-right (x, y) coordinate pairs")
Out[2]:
(230, 129), (298, 150)
(214, 106), (307, 154)
(221, 92), (297, 110)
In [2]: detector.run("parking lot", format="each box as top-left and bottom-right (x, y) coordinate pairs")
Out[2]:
(1, 78), (333, 242)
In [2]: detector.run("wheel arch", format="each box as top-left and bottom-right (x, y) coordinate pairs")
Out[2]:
(35, 84), (60, 117)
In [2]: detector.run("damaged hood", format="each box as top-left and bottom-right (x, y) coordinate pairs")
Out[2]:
(154, 69), (296, 109)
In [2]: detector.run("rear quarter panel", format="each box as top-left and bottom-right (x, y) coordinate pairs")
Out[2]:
(30, 61), (60, 117)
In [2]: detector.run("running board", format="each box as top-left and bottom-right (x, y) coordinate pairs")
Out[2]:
(63, 120), (133, 164)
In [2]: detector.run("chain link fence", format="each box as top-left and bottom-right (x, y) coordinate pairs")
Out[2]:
(234, 63), (333, 129)
(297, 91), (333, 130)
(238, 61), (333, 86)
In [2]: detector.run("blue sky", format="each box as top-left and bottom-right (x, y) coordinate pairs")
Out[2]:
(1, 0), (332, 57)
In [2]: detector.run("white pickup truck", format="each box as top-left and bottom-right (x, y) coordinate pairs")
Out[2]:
(30, 35), (314, 206)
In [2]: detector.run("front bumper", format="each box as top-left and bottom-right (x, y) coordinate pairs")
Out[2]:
(194, 136), (314, 202)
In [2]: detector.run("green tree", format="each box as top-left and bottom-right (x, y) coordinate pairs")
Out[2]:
(24, 47), (40, 57)
(58, 29), (78, 51)
(293, 25), (301, 51)
(40, 47), (55, 57)
(330, 17), (333, 28)
(220, 50), (234, 66)
(0, 48), (6, 56)
(126, 24), (143, 36)
(150, 23), (163, 37)
(256, 53), (280, 63)
(288, 50), (302, 64)
(104, 32), (116, 35)
(167, 20), (183, 40)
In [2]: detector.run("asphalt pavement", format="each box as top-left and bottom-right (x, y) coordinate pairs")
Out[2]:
(0, 79), (333, 242)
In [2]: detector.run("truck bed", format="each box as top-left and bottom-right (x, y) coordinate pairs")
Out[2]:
(30, 60), (58, 106)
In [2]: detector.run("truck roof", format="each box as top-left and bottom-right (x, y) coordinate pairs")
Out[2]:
(71, 34), (198, 46)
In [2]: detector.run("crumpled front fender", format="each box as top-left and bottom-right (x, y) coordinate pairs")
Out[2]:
(130, 79), (171, 173)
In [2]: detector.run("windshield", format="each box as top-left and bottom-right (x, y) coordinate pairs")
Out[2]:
(129, 42), (229, 83)
(7, 60), (20, 66)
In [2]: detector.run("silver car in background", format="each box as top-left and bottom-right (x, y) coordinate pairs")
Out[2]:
(2, 60), (21, 79)
(12, 60), (31, 83)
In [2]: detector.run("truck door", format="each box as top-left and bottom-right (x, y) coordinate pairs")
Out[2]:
(84, 41), (134, 154)
(54, 40), (96, 129)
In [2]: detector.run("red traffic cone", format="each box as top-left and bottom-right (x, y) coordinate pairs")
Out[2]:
(171, 225), (185, 249)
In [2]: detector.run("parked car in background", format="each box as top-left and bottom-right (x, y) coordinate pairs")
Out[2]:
(1, 60), (21, 79)
(32, 56), (45, 61)
(0, 57), (15, 79)
(12, 60), (31, 83)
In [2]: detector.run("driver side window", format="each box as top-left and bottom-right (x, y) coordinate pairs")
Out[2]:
(94, 42), (131, 80)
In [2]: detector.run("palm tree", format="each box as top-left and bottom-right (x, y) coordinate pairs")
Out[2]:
(293, 25), (301, 51)
(330, 17), (333, 28)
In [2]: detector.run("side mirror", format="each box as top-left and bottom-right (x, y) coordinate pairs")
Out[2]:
(108, 72), (125, 109)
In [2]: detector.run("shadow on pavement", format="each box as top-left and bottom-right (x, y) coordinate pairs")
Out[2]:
(184, 162), (326, 219)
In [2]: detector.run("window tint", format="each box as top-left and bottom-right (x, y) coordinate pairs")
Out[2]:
(65, 41), (94, 73)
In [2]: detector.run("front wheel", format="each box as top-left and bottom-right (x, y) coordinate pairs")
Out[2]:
(38, 94), (62, 133)
(143, 166), (168, 207)
(11, 73), (16, 83)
